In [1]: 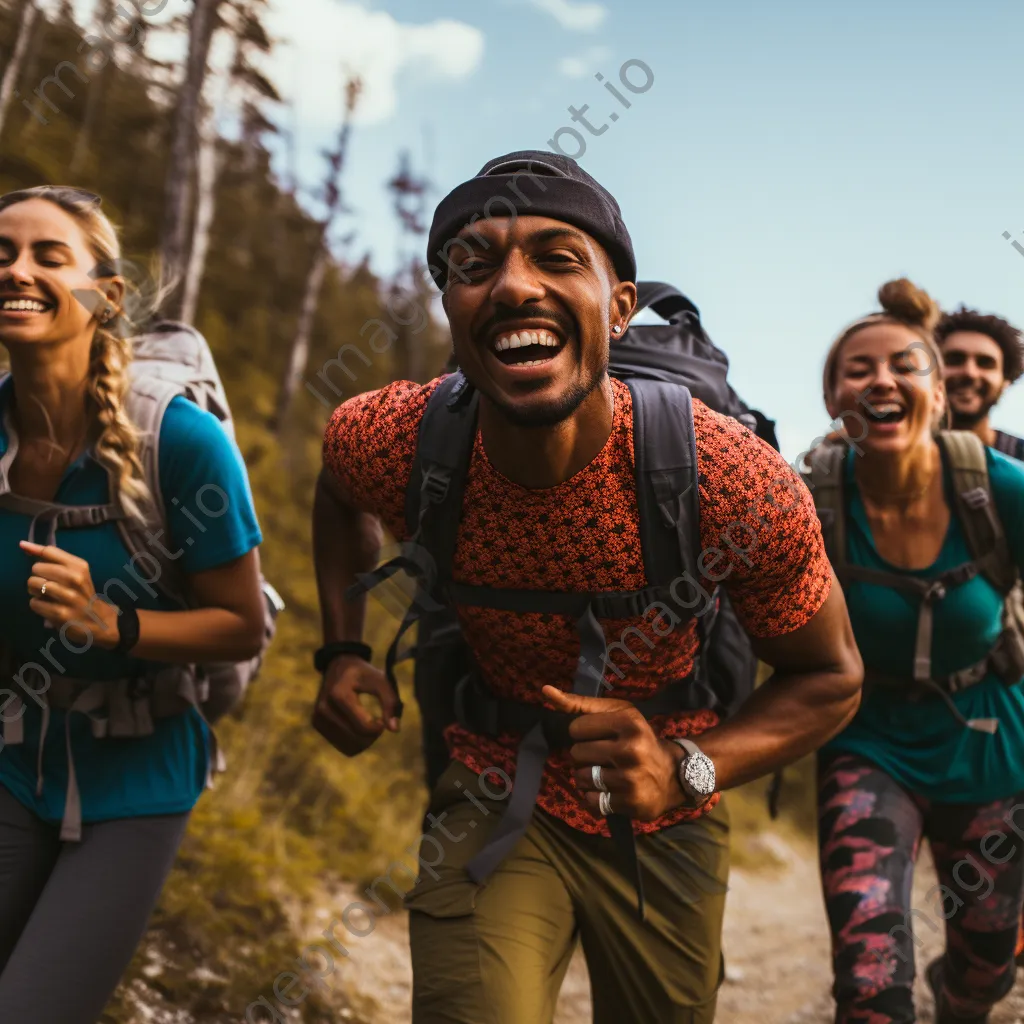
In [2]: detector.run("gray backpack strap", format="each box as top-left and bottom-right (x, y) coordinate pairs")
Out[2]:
(808, 442), (849, 581)
(938, 431), (1024, 689)
(627, 378), (701, 589)
(117, 374), (190, 604)
(346, 374), (479, 712)
(407, 373), (479, 576)
(627, 377), (713, 718)
(938, 431), (1017, 594)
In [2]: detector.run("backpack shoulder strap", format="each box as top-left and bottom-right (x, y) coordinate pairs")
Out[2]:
(118, 375), (190, 602)
(808, 441), (849, 581)
(993, 430), (1024, 462)
(405, 373), (479, 589)
(0, 372), (13, 493)
(627, 377), (701, 590)
(123, 374), (187, 517)
(938, 430), (1016, 593)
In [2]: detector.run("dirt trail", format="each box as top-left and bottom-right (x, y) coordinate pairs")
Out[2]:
(335, 835), (1024, 1023)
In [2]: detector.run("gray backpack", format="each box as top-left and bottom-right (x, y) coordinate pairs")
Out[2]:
(0, 320), (283, 840)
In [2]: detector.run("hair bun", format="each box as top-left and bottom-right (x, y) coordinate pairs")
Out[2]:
(877, 277), (940, 332)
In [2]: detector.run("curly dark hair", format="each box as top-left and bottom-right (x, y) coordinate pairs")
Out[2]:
(936, 306), (1024, 383)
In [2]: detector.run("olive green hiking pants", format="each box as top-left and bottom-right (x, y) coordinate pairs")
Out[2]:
(405, 761), (730, 1024)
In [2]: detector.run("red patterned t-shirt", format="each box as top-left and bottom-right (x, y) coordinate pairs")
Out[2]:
(323, 376), (832, 835)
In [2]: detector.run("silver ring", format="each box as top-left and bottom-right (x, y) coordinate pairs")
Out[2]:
(599, 790), (613, 817)
(591, 764), (609, 793)
(39, 582), (47, 598)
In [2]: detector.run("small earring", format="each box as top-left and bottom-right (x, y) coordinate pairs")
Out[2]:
(612, 325), (622, 334)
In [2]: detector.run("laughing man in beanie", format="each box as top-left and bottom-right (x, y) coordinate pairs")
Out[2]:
(312, 151), (862, 1021)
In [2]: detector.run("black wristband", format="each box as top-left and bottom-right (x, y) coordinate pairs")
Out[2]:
(314, 641), (372, 674)
(112, 603), (141, 654)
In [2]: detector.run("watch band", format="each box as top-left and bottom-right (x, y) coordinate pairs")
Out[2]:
(314, 641), (373, 674)
(112, 603), (141, 654)
(674, 738), (701, 759)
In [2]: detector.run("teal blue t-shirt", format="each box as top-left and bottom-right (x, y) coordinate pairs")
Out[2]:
(0, 378), (262, 823)
(824, 445), (1024, 803)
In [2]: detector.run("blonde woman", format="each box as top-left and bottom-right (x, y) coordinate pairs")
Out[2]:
(0, 187), (265, 1022)
(813, 280), (1024, 1023)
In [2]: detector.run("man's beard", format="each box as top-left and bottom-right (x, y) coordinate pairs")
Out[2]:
(947, 380), (998, 429)
(485, 363), (607, 428)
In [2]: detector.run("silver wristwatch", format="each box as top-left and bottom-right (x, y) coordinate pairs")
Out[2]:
(672, 738), (716, 808)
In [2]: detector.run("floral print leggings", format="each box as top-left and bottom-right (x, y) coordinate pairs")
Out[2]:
(817, 751), (1024, 1023)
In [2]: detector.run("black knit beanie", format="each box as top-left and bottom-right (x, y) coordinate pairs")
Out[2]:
(426, 150), (636, 291)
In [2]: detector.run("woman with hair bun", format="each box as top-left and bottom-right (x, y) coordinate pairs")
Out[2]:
(812, 278), (1024, 1024)
(0, 187), (265, 1022)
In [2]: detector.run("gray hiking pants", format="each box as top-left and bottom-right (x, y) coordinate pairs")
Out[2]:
(0, 783), (190, 1023)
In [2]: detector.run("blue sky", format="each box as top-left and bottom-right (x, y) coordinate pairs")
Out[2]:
(158, 0), (1024, 456)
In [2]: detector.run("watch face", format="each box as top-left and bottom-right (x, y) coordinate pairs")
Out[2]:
(683, 752), (716, 798)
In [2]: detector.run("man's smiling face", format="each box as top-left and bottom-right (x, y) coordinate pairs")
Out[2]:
(941, 330), (1008, 427)
(441, 214), (636, 428)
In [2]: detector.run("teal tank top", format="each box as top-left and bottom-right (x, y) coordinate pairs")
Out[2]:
(823, 445), (1024, 803)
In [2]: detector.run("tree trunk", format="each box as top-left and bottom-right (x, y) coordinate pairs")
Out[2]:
(272, 77), (362, 432)
(179, 104), (219, 324)
(180, 28), (236, 325)
(69, 39), (108, 175)
(273, 241), (328, 429)
(0, 0), (40, 141)
(160, 0), (222, 318)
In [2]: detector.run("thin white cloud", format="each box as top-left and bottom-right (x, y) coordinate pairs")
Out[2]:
(265, 0), (484, 127)
(70, 1), (483, 130)
(527, 0), (608, 32)
(557, 45), (611, 78)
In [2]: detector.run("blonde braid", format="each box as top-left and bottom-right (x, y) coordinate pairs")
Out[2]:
(87, 324), (152, 522)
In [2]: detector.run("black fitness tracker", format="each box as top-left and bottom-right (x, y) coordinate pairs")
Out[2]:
(112, 603), (141, 654)
(314, 641), (373, 674)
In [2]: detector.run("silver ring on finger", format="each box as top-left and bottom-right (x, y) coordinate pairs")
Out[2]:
(599, 790), (613, 817)
(39, 582), (48, 598)
(592, 764), (609, 793)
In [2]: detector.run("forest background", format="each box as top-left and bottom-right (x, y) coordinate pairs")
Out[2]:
(0, 2), (835, 1020)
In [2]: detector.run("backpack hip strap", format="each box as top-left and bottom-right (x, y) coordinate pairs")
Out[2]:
(864, 668), (1000, 734)
(2, 664), (207, 841)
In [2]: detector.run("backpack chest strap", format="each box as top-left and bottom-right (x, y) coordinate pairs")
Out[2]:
(453, 669), (704, 745)
(0, 492), (123, 545)
(446, 580), (680, 621)
(845, 560), (978, 683)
